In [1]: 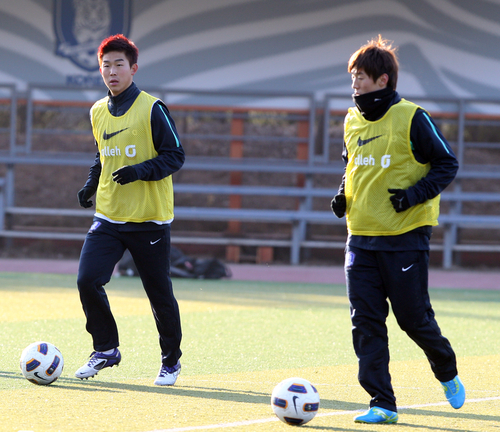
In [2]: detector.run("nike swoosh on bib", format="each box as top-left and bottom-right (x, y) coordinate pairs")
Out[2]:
(357, 134), (383, 146)
(103, 128), (129, 140)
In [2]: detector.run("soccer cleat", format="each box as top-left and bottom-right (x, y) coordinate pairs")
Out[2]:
(441, 375), (466, 409)
(354, 407), (398, 424)
(154, 361), (181, 386)
(75, 349), (121, 379)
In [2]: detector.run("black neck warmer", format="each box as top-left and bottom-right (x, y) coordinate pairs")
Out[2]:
(353, 87), (395, 121)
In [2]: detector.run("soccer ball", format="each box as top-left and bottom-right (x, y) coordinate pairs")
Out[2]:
(20, 342), (64, 385)
(271, 377), (320, 426)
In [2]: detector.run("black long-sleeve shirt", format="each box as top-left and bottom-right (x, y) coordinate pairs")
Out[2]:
(340, 89), (459, 251)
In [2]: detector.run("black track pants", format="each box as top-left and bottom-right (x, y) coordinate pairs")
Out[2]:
(77, 219), (182, 367)
(345, 245), (457, 412)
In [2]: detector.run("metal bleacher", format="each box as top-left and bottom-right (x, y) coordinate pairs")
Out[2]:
(1, 83), (500, 268)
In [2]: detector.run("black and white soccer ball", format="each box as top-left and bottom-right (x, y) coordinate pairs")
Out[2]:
(20, 342), (64, 385)
(271, 377), (320, 426)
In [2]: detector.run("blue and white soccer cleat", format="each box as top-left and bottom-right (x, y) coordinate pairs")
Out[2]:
(441, 375), (466, 409)
(154, 361), (181, 386)
(354, 407), (398, 424)
(75, 348), (121, 379)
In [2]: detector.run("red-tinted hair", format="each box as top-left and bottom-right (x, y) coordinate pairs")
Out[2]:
(348, 35), (399, 90)
(97, 34), (139, 66)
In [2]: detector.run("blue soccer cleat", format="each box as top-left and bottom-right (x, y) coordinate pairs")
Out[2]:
(154, 360), (181, 386)
(441, 375), (466, 409)
(75, 348), (121, 379)
(354, 407), (398, 424)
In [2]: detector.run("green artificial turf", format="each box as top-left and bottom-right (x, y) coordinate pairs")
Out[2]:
(0, 272), (499, 432)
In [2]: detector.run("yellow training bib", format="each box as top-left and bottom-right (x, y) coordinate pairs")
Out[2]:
(344, 99), (440, 236)
(91, 91), (174, 223)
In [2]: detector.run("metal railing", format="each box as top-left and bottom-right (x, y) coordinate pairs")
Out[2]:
(0, 84), (500, 268)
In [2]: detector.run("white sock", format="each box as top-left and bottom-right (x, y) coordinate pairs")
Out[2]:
(101, 349), (115, 355)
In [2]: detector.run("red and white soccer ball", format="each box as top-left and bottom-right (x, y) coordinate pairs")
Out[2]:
(271, 377), (320, 426)
(20, 341), (64, 385)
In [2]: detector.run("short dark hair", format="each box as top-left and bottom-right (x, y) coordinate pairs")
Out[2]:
(348, 35), (399, 90)
(97, 34), (139, 66)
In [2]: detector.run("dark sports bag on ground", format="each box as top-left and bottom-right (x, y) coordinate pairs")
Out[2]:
(117, 247), (232, 279)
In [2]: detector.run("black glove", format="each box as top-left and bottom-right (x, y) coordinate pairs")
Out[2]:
(112, 166), (138, 185)
(330, 193), (346, 218)
(388, 188), (410, 213)
(77, 186), (95, 208)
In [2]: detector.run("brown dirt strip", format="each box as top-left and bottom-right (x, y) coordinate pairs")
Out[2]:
(0, 259), (498, 290)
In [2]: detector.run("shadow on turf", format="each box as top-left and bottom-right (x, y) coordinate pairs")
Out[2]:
(13, 374), (364, 412)
(401, 407), (500, 427)
(306, 424), (476, 432)
(305, 427), (363, 431)
(9, 372), (496, 430)
(300, 407), (500, 432)
(0, 371), (26, 381)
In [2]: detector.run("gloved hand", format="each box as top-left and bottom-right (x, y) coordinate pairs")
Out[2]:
(112, 166), (138, 185)
(330, 193), (346, 218)
(388, 188), (410, 213)
(77, 186), (96, 208)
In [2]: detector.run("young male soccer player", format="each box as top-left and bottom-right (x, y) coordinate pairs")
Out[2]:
(75, 34), (185, 386)
(330, 35), (465, 423)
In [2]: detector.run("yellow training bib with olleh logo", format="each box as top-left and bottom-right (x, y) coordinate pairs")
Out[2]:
(344, 99), (440, 236)
(91, 91), (174, 223)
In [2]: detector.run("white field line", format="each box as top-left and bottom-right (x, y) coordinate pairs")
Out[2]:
(149, 396), (500, 432)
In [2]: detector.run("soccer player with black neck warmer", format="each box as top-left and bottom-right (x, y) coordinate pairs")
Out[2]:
(330, 35), (464, 424)
(75, 34), (184, 386)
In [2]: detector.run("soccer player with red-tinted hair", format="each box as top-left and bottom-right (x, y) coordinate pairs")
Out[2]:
(76, 34), (184, 386)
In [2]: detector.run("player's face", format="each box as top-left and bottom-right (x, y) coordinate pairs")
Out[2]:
(351, 69), (387, 96)
(100, 51), (138, 96)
